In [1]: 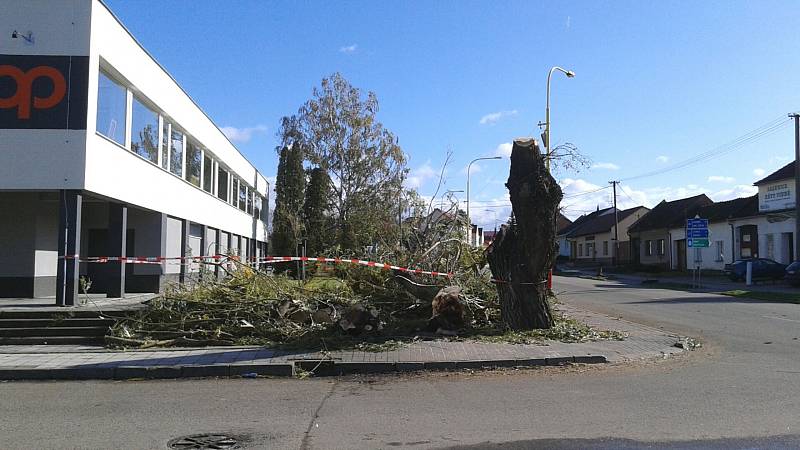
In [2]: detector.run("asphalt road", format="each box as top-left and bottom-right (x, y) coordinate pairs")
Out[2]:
(3, 276), (800, 449)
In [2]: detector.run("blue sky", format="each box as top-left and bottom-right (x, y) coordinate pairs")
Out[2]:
(105, 0), (800, 228)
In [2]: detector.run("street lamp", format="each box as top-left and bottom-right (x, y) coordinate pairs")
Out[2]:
(544, 66), (575, 171)
(466, 156), (502, 230)
(440, 189), (464, 210)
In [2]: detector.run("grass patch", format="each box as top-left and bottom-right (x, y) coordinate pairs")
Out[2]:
(459, 313), (625, 345)
(718, 289), (800, 304)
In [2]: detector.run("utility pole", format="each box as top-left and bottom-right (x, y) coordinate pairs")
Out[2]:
(791, 113), (800, 261)
(610, 180), (619, 266)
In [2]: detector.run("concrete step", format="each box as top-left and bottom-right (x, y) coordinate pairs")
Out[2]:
(0, 318), (115, 328)
(0, 310), (112, 319)
(0, 326), (109, 338)
(0, 336), (106, 345)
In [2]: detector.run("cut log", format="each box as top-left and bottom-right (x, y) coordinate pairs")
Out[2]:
(486, 138), (562, 330)
(427, 286), (465, 334)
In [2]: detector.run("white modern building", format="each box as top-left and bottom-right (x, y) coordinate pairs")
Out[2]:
(0, 0), (270, 305)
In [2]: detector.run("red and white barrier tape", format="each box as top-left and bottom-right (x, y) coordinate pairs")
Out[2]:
(58, 254), (453, 278)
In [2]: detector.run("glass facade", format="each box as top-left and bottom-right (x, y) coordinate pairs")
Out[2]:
(203, 154), (213, 192)
(130, 96), (159, 163)
(161, 121), (170, 170)
(94, 65), (265, 220)
(186, 141), (202, 187)
(217, 168), (229, 202)
(238, 181), (246, 211)
(170, 129), (184, 177)
(96, 71), (127, 145)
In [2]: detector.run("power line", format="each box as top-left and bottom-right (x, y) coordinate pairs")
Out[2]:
(618, 182), (638, 205)
(621, 116), (791, 183)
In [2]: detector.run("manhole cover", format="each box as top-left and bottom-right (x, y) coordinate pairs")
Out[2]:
(167, 433), (240, 450)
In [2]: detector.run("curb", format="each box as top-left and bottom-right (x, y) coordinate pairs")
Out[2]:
(0, 355), (607, 381)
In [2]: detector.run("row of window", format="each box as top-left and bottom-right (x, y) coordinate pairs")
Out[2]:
(576, 240), (610, 257)
(96, 69), (267, 221)
(644, 239), (666, 257)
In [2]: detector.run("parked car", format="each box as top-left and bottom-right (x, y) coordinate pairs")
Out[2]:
(723, 258), (787, 282)
(785, 262), (800, 286)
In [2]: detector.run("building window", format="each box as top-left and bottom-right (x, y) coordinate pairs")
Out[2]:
(603, 241), (608, 256)
(160, 121), (170, 170)
(217, 168), (229, 202)
(246, 187), (253, 215)
(170, 128), (184, 177)
(645, 240), (653, 256)
(578, 244), (583, 257)
(185, 141), (202, 187)
(260, 195), (269, 222)
(130, 96), (159, 163)
(96, 71), (127, 145)
(238, 181), (247, 211)
(715, 240), (724, 262)
(203, 154), (213, 193)
(658, 239), (665, 256)
(767, 234), (775, 260)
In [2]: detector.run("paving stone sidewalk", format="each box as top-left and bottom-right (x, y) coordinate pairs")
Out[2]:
(0, 304), (686, 380)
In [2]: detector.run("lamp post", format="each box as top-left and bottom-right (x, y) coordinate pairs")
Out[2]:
(466, 156), (502, 230)
(440, 189), (464, 210)
(544, 66), (575, 171)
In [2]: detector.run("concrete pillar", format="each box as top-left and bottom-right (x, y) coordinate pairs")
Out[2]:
(199, 224), (207, 280)
(107, 203), (127, 298)
(179, 219), (190, 283)
(158, 213), (168, 293)
(56, 190), (82, 306)
(214, 228), (221, 279)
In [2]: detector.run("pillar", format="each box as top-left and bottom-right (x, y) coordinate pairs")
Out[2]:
(107, 203), (127, 298)
(56, 190), (82, 306)
(179, 219), (190, 283)
(158, 213), (168, 293)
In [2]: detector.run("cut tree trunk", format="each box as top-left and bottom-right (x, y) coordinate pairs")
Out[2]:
(486, 138), (563, 330)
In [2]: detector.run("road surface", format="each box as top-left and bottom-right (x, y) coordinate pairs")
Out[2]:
(3, 276), (800, 449)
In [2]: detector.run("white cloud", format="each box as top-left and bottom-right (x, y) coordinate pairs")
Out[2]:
(707, 175), (735, 183)
(220, 124), (267, 143)
(565, 15), (571, 29)
(479, 110), (518, 125)
(462, 163), (481, 175)
(710, 185), (757, 201)
(339, 44), (357, 53)
(493, 142), (513, 158)
(753, 168), (766, 177)
(405, 161), (438, 189)
(656, 155), (669, 163)
(591, 162), (620, 170)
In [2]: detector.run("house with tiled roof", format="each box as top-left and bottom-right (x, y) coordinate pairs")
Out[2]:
(565, 205), (649, 265)
(627, 194), (713, 269)
(666, 195), (758, 271)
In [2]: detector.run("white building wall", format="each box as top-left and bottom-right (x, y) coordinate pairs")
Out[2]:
(82, 1), (268, 241)
(0, 0), (91, 190)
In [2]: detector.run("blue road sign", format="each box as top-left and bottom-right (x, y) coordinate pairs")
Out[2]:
(687, 229), (709, 238)
(686, 219), (709, 229)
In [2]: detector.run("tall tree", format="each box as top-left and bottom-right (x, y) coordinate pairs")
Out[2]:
(303, 167), (332, 255)
(279, 73), (407, 251)
(487, 138), (562, 330)
(270, 141), (305, 261)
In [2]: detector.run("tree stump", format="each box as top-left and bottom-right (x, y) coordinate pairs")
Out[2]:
(486, 138), (563, 330)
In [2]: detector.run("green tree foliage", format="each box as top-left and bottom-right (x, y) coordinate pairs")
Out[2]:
(303, 167), (332, 255)
(270, 140), (306, 261)
(279, 73), (408, 251)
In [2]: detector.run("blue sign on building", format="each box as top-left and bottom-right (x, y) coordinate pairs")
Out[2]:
(686, 218), (710, 248)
